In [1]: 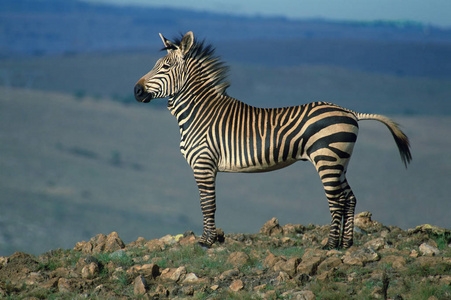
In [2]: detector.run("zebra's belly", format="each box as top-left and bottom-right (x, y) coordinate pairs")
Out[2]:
(218, 158), (305, 173)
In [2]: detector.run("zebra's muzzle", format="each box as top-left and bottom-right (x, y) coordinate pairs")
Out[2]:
(134, 83), (152, 103)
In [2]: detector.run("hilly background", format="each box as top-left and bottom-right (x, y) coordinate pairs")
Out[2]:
(0, 0), (450, 256)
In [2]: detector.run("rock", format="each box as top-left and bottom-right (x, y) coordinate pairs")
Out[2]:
(410, 249), (419, 258)
(133, 275), (147, 296)
(105, 232), (125, 252)
(216, 228), (226, 243)
(282, 224), (305, 235)
(364, 237), (386, 250)
(52, 267), (72, 279)
(94, 284), (104, 293)
(354, 211), (384, 233)
(182, 272), (201, 284)
(296, 256), (323, 276)
(317, 269), (334, 281)
(160, 266), (186, 282)
(42, 278), (59, 289)
(370, 286), (384, 299)
(91, 234), (107, 253)
(160, 234), (183, 245)
(219, 268), (240, 280)
(326, 249), (342, 257)
(264, 290), (277, 298)
(263, 251), (283, 269)
(227, 251), (250, 267)
(274, 257), (300, 277)
(439, 275), (451, 285)
(303, 233), (319, 244)
(316, 256), (342, 274)
(81, 262), (99, 279)
(276, 271), (291, 283)
(155, 284), (169, 297)
(343, 247), (380, 266)
(379, 255), (407, 270)
(128, 263), (160, 278)
(419, 243), (440, 256)
(181, 285), (195, 296)
(260, 217), (283, 236)
(229, 279), (244, 292)
(128, 236), (147, 247)
(142, 263), (160, 278)
(280, 236), (297, 246)
(210, 284), (219, 291)
(74, 241), (93, 253)
(409, 224), (450, 236)
(254, 284), (267, 291)
(146, 239), (165, 251)
(292, 290), (316, 300)
(25, 271), (44, 285)
(58, 278), (72, 293)
(179, 234), (197, 246)
(74, 232), (125, 253)
(302, 248), (327, 260)
(0, 257), (8, 266)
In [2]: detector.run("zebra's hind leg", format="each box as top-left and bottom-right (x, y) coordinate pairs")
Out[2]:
(194, 167), (218, 248)
(324, 194), (345, 249)
(324, 179), (357, 249)
(341, 180), (357, 248)
(317, 165), (350, 249)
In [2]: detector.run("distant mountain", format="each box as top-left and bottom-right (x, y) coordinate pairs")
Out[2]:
(1, 0), (451, 77)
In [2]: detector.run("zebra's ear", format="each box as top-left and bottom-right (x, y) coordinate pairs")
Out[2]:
(180, 31), (194, 56)
(159, 33), (178, 52)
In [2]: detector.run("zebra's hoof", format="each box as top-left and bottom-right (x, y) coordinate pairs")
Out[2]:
(342, 241), (353, 249)
(322, 240), (339, 250)
(197, 241), (212, 249)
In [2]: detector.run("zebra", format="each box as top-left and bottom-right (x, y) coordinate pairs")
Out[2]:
(134, 31), (411, 249)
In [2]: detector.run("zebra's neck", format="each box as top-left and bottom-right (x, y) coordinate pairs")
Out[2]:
(167, 85), (229, 131)
(167, 56), (229, 123)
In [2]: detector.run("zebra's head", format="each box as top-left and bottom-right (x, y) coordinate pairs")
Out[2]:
(134, 31), (195, 103)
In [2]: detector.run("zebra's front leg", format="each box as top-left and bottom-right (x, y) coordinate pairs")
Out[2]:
(194, 168), (218, 248)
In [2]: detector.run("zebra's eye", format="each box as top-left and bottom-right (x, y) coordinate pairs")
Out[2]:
(161, 63), (171, 70)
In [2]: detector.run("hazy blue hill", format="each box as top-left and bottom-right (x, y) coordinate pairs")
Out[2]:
(1, 53), (450, 115)
(1, 0), (451, 78)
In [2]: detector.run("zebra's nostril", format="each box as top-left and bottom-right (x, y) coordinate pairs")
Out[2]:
(134, 83), (152, 102)
(134, 83), (151, 102)
(134, 84), (144, 97)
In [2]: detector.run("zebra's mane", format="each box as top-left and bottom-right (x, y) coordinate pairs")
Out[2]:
(170, 35), (231, 95)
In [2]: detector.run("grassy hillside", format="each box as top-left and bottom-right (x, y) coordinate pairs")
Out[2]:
(0, 87), (450, 256)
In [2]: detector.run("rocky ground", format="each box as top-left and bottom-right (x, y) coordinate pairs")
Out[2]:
(0, 212), (450, 299)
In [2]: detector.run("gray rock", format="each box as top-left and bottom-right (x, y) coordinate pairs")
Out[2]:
(343, 247), (380, 266)
(133, 275), (147, 296)
(260, 217), (283, 236)
(419, 243), (440, 256)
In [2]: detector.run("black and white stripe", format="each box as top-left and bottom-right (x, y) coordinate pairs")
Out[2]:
(134, 31), (412, 249)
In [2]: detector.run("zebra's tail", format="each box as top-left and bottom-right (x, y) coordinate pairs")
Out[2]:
(356, 113), (412, 168)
